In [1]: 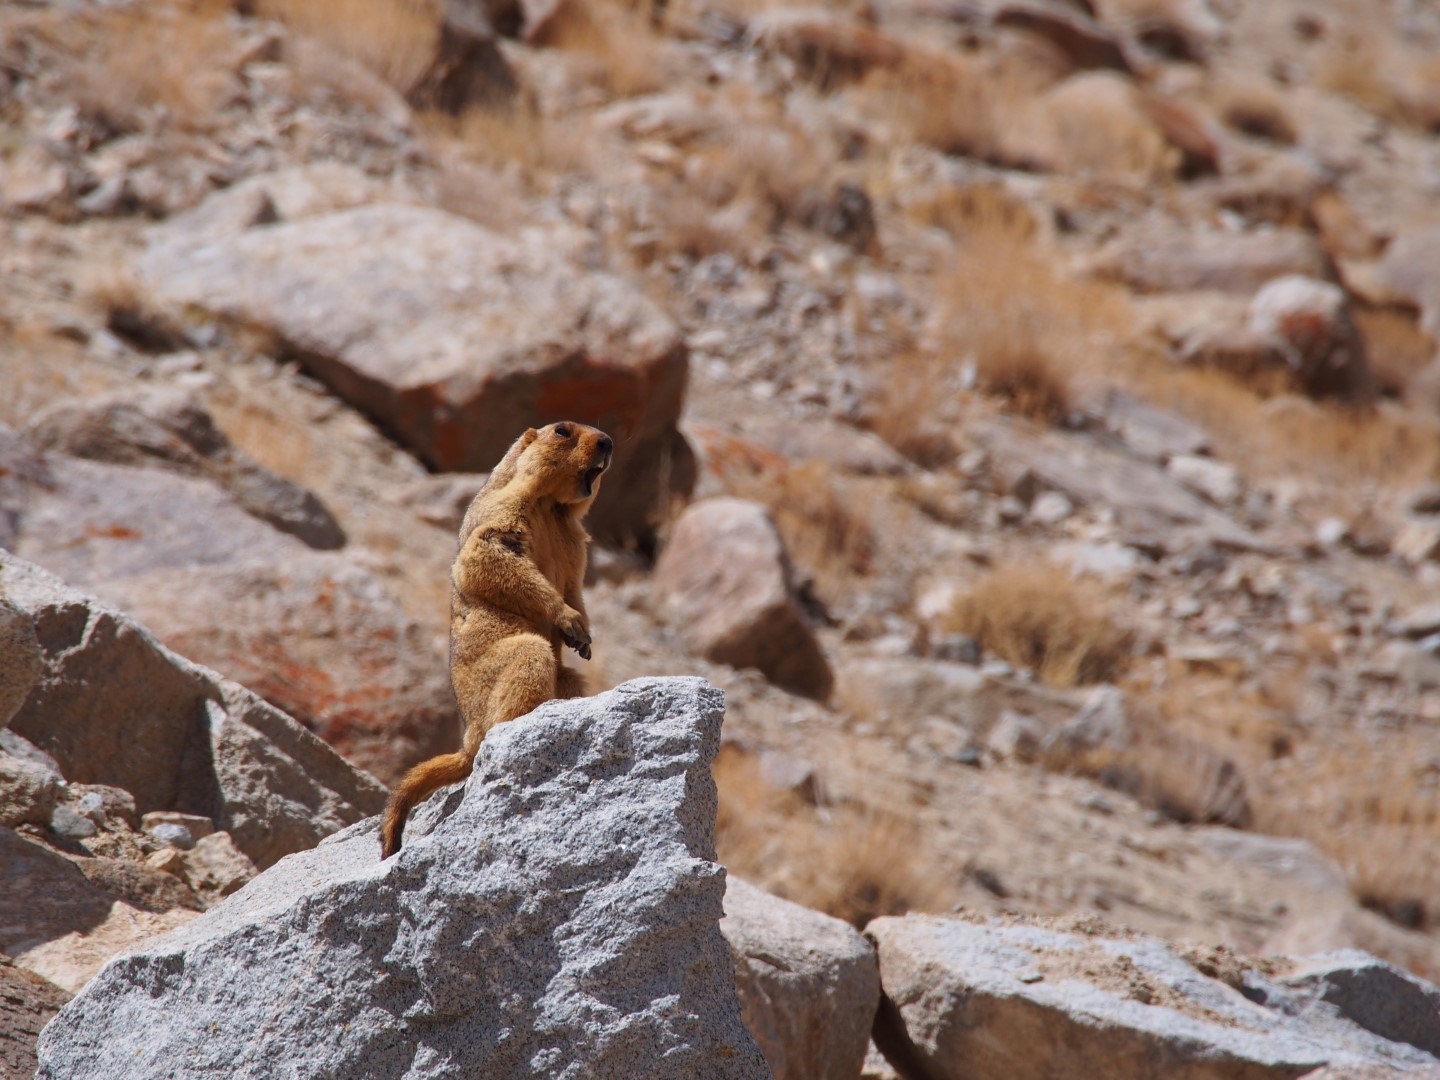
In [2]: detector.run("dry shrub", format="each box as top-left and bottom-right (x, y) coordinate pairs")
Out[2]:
(257, 0), (441, 92)
(859, 50), (1001, 162)
(62, 3), (239, 134)
(1139, 365), (1440, 494)
(942, 562), (1134, 687)
(683, 113), (831, 235)
(532, 0), (671, 100)
(864, 348), (964, 468)
(720, 459), (875, 600)
(1353, 305), (1437, 400)
(931, 226), (1133, 423)
(904, 182), (1039, 243)
(422, 104), (596, 190)
(713, 747), (949, 927)
(1253, 727), (1440, 932)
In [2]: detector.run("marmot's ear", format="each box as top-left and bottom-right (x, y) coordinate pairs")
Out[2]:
(519, 428), (538, 447)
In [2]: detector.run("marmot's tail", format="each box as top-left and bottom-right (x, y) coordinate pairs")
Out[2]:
(380, 750), (474, 859)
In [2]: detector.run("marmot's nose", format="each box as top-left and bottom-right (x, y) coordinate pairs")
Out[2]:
(597, 434), (613, 456)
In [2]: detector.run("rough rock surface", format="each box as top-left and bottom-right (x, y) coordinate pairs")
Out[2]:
(1, 425), (453, 784)
(36, 677), (769, 1080)
(28, 387), (345, 549)
(1096, 228), (1330, 294)
(136, 189), (692, 543)
(653, 498), (833, 699)
(0, 955), (69, 1080)
(722, 876), (879, 1080)
(1, 550), (386, 870)
(0, 594), (41, 727)
(868, 914), (1440, 1080)
(99, 554), (460, 787)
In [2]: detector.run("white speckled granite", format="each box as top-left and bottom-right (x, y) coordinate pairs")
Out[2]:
(37, 677), (770, 1080)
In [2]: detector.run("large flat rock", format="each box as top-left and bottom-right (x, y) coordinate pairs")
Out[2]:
(868, 914), (1440, 1080)
(135, 182), (692, 542)
(36, 678), (769, 1080)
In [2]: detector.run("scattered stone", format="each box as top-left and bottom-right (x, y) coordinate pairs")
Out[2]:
(176, 831), (258, 901)
(59, 784), (138, 830)
(48, 805), (97, 840)
(722, 877), (880, 1080)
(36, 678), (770, 1080)
(1167, 454), (1242, 505)
(2, 550), (386, 870)
(1404, 483), (1440, 517)
(994, 1), (1131, 72)
(1096, 227), (1330, 295)
(1031, 490), (1075, 524)
(140, 811), (215, 842)
(1390, 603), (1440, 640)
(1247, 275), (1374, 401)
(986, 710), (1044, 763)
(148, 823), (195, 850)
(0, 753), (61, 828)
(654, 499), (833, 699)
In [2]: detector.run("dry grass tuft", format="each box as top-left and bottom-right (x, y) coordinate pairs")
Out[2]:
(714, 746), (949, 927)
(719, 459), (876, 601)
(930, 227), (1133, 424)
(421, 103), (597, 193)
(1136, 365), (1440, 495)
(258, 0), (441, 93)
(942, 561), (1135, 687)
(61, 3), (240, 135)
(532, 0), (672, 100)
(858, 50), (1001, 162)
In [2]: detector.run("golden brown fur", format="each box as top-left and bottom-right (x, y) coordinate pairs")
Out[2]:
(380, 421), (612, 858)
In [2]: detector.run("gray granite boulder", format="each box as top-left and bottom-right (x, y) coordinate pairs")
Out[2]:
(868, 914), (1440, 1080)
(722, 876), (879, 1080)
(36, 677), (769, 1080)
(1, 550), (386, 870)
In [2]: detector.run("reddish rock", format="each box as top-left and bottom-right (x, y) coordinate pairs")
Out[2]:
(136, 196), (692, 544)
(101, 556), (459, 788)
(653, 498), (832, 699)
(1248, 275), (1375, 401)
(0, 954), (70, 1080)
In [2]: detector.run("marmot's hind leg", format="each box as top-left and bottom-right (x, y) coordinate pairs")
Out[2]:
(555, 666), (588, 699)
(470, 633), (559, 754)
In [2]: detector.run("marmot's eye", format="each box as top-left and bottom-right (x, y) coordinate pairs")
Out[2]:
(553, 425), (572, 439)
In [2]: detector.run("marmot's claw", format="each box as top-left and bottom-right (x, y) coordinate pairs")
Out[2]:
(576, 642), (592, 661)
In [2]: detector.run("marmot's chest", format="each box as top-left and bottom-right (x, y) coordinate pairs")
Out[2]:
(526, 513), (581, 591)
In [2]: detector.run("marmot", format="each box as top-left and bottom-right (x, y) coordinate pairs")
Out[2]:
(380, 421), (612, 859)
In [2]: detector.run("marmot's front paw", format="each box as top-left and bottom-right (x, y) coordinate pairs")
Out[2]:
(556, 606), (592, 660)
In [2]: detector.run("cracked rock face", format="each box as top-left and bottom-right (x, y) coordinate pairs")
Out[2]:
(36, 677), (769, 1080)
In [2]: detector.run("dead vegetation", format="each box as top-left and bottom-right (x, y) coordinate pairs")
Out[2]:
(714, 746), (950, 928)
(56, 2), (241, 136)
(256, 0), (441, 94)
(941, 561), (1135, 687)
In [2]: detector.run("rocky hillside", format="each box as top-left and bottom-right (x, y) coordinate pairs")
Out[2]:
(7, 0), (1440, 1073)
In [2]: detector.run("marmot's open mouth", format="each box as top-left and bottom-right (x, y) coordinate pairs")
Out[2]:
(581, 460), (607, 495)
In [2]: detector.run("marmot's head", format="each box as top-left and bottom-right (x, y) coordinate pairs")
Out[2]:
(513, 421), (613, 506)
